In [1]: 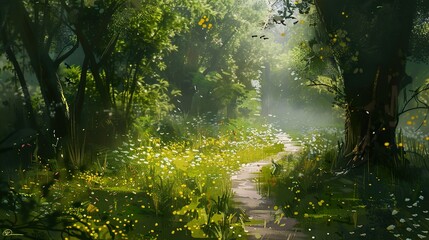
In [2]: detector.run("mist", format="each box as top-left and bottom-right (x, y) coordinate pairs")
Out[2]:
(1, 1), (428, 239)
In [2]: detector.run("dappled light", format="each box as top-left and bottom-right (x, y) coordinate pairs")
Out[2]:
(1, 0), (429, 239)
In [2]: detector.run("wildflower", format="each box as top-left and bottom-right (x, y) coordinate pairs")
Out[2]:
(386, 225), (395, 231)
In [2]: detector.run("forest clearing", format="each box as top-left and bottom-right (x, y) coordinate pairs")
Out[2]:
(1, 0), (429, 239)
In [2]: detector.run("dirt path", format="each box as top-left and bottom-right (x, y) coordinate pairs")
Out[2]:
(231, 133), (307, 240)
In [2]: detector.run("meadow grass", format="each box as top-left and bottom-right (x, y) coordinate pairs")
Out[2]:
(1, 116), (284, 239)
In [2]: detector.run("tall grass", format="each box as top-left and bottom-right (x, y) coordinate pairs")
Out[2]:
(3, 115), (284, 239)
(397, 130), (429, 170)
(66, 113), (86, 170)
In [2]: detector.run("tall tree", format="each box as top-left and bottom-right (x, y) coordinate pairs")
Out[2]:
(59, 0), (125, 113)
(314, 0), (421, 168)
(1, 0), (77, 138)
(111, 0), (187, 128)
(276, 0), (429, 168)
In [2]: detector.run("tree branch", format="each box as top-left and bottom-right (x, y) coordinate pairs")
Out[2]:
(54, 40), (79, 68)
(99, 33), (119, 65)
(399, 83), (429, 116)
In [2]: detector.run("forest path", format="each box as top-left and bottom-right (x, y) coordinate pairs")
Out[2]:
(231, 133), (307, 240)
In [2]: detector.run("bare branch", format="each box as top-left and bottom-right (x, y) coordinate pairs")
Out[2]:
(399, 83), (429, 116)
(54, 40), (79, 68)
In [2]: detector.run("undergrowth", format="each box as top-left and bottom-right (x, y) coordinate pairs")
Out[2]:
(261, 127), (429, 240)
(0, 116), (283, 239)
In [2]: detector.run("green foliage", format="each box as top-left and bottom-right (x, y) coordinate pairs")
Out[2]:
(131, 79), (179, 135)
(261, 128), (429, 239)
(191, 71), (245, 116)
(236, 89), (260, 118)
(409, 3), (429, 62)
(0, 0), (274, 142)
(0, 179), (103, 239)
(162, 0), (268, 118)
(0, 117), (281, 239)
(60, 65), (87, 99)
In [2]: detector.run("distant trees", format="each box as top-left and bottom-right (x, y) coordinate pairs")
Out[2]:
(0, 0), (271, 164)
(163, 0), (267, 118)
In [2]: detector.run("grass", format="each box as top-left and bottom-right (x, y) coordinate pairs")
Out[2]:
(0, 116), (284, 239)
(7, 115), (428, 239)
(259, 127), (429, 240)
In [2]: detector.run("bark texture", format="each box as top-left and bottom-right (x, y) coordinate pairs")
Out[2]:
(315, 0), (417, 167)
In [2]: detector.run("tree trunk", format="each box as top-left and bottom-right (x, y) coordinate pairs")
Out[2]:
(2, 30), (38, 129)
(314, 0), (417, 169)
(343, 64), (402, 168)
(226, 96), (238, 119)
(73, 56), (90, 123)
(261, 62), (271, 116)
(74, 27), (112, 109)
(125, 65), (140, 128)
(7, 0), (70, 138)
